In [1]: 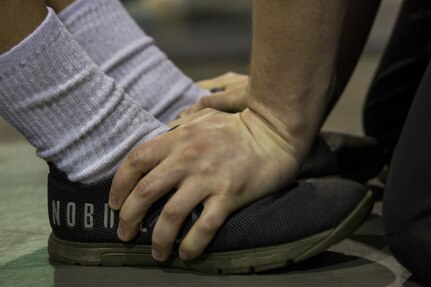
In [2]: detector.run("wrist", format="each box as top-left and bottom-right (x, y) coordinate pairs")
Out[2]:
(239, 108), (310, 163)
(246, 98), (320, 156)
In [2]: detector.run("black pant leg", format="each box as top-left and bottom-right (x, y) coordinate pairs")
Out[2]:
(384, 61), (431, 285)
(363, 0), (431, 163)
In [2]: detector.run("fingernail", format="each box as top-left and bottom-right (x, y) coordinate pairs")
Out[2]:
(117, 224), (125, 240)
(179, 250), (191, 261)
(109, 193), (118, 207)
(152, 248), (162, 261)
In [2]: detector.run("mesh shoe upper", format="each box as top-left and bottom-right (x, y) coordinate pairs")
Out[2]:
(48, 166), (368, 252)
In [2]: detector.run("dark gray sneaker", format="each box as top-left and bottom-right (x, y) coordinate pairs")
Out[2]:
(300, 132), (385, 183)
(47, 167), (374, 274)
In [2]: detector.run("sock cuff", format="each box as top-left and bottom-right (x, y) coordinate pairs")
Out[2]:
(60, 0), (110, 24)
(0, 8), (61, 79)
(59, 0), (138, 34)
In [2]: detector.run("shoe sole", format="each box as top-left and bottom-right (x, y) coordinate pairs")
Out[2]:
(48, 190), (373, 274)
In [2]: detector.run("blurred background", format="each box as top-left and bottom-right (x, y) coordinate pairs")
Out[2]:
(124, 0), (253, 79)
(121, 0), (402, 80)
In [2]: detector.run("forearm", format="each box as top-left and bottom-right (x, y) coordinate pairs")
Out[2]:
(248, 0), (349, 157)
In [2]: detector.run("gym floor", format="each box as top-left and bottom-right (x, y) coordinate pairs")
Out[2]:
(0, 0), (424, 286)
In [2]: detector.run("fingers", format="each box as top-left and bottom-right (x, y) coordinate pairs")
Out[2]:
(196, 72), (245, 90)
(109, 136), (170, 211)
(117, 158), (183, 241)
(184, 89), (246, 116)
(196, 73), (229, 90)
(179, 72), (248, 118)
(198, 92), (234, 112)
(151, 180), (209, 261)
(179, 196), (234, 261)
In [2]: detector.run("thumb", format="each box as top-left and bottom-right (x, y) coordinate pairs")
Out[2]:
(197, 93), (233, 112)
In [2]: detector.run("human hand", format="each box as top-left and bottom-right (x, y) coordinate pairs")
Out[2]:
(180, 72), (249, 117)
(109, 108), (304, 262)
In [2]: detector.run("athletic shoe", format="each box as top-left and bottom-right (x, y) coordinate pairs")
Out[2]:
(47, 166), (374, 274)
(299, 132), (385, 183)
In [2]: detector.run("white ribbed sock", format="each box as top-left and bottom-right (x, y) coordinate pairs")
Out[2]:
(0, 8), (168, 183)
(59, 0), (207, 124)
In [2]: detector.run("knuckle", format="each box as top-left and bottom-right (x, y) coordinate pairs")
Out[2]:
(111, 177), (125, 194)
(135, 180), (153, 199)
(182, 146), (201, 159)
(119, 211), (131, 226)
(181, 123), (195, 135)
(152, 236), (163, 248)
(127, 149), (142, 168)
(127, 144), (156, 170)
(162, 202), (182, 222)
(119, 211), (141, 229)
(179, 125), (197, 141)
(198, 215), (223, 233)
(199, 162), (216, 175)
